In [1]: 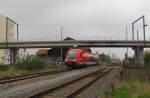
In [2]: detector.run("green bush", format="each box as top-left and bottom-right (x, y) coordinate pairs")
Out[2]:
(144, 52), (150, 64)
(16, 55), (49, 70)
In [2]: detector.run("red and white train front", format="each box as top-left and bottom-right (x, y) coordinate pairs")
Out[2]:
(64, 48), (99, 68)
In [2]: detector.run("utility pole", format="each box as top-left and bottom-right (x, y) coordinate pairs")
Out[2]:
(108, 49), (110, 56)
(16, 24), (19, 63)
(60, 27), (63, 64)
(143, 15), (146, 46)
(132, 23), (134, 40)
(6, 17), (8, 47)
(132, 15), (147, 46)
(137, 29), (140, 55)
(126, 25), (128, 58)
(137, 29), (139, 41)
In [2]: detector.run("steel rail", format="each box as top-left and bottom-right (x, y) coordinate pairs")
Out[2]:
(29, 68), (112, 98)
(66, 68), (112, 98)
(0, 69), (66, 84)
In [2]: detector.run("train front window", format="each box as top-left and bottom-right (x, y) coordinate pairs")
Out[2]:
(67, 51), (76, 60)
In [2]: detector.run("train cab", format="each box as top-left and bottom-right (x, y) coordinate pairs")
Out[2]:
(64, 48), (99, 69)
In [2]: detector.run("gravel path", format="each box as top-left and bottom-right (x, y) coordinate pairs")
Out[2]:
(0, 66), (102, 98)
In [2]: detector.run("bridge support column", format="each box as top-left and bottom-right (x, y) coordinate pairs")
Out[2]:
(10, 49), (13, 64)
(10, 48), (17, 64)
(133, 47), (144, 64)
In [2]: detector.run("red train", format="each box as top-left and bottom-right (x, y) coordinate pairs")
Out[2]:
(64, 48), (99, 69)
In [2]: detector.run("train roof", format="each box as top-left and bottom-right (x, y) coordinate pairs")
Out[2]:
(69, 48), (91, 53)
(69, 48), (83, 51)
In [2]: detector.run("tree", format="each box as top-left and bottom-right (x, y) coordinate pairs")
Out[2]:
(99, 53), (111, 63)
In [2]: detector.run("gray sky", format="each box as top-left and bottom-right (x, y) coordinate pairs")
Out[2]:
(0, 0), (150, 59)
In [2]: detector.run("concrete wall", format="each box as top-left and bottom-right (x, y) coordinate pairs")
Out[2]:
(0, 15), (6, 42)
(0, 49), (4, 64)
(7, 19), (17, 42)
(0, 15), (6, 64)
(0, 15), (17, 64)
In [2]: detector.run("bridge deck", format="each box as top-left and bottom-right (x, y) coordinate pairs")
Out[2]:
(0, 40), (149, 48)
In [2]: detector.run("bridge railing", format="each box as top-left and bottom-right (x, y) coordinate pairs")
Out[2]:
(0, 36), (150, 42)
(17, 37), (150, 42)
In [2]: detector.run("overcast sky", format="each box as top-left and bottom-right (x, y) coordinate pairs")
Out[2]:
(0, 0), (150, 59)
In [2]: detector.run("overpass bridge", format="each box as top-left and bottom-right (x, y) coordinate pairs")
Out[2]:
(0, 40), (149, 64)
(0, 40), (150, 48)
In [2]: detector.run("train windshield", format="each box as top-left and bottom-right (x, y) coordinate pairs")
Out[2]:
(67, 50), (76, 60)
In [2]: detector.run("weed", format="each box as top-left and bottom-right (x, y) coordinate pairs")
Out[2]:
(103, 79), (150, 98)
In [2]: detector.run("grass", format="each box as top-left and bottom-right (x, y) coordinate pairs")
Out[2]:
(104, 83), (129, 98)
(102, 79), (150, 98)
(0, 64), (58, 79)
(127, 67), (150, 82)
(101, 67), (150, 98)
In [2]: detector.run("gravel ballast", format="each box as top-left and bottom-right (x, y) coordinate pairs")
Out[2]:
(75, 66), (120, 98)
(0, 66), (102, 98)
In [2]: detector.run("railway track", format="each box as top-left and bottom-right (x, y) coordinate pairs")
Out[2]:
(29, 68), (112, 98)
(0, 69), (66, 84)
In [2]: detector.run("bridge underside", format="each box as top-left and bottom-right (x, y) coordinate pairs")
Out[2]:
(0, 40), (147, 64)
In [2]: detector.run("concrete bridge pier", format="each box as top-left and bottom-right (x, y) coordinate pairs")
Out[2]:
(10, 48), (17, 64)
(133, 47), (144, 64)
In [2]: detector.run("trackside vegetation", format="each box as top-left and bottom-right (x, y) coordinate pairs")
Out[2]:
(144, 51), (150, 65)
(101, 62), (150, 98)
(102, 79), (150, 98)
(100, 50), (150, 98)
(16, 55), (49, 70)
(99, 53), (111, 63)
(0, 55), (58, 78)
